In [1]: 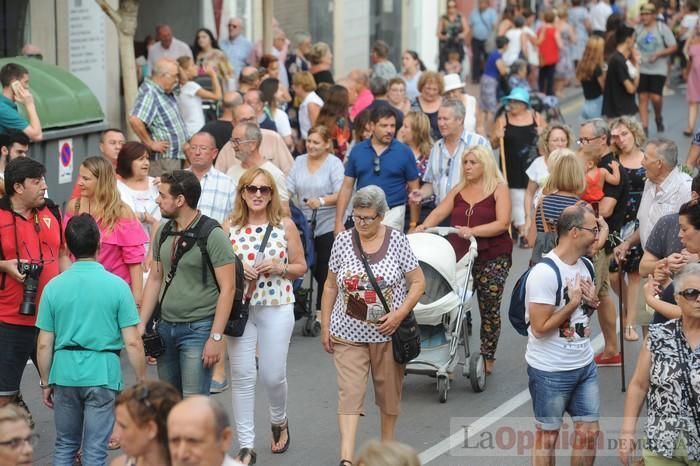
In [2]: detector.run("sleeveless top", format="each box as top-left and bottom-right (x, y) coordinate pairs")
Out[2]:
(539, 25), (560, 66)
(440, 13), (465, 48)
(448, 192), (513, 261)
(503, 112), (538, 189)
(412, 98), (440, 141)
(229, 223), (295, 306)
(581, 168), (604, 203)
(622, 165), (646, 225)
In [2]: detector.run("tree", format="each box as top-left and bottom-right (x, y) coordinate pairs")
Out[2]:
(95, 0), (139, 138)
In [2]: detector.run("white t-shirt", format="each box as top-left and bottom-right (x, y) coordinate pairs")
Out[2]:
(462, 94), (478, 134)
(503, 28), (524, 66)
(117, 178), (161, 250)
(682, 13), (699, 41)
(525, 156), (549, 207)
(299, 91), (324, 139)
(227, 161), (289, 202)
(177, 81), (205, 137)
(522, 26), (539, 66)
(525, 251), (594, 372)
(590, 1), (612, 33)
(272, 108), (292, 138)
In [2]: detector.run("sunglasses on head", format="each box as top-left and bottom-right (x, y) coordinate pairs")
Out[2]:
(244, 184), (272, 195)
(678, 288), (700, 301)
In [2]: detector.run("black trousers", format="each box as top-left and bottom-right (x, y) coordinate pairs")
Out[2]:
(313, 232), (335, 309)
(471, 38), (487, 83)
(538, 64), (556, 96)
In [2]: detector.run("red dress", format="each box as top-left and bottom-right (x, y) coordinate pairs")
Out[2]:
(538, 26), (560, 67)
(581, 168), (604, 203)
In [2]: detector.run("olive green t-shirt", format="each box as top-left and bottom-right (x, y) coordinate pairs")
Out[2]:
(154, 215), (236, 322)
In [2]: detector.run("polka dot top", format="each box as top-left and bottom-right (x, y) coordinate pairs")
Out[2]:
(230, 223), (295, 306)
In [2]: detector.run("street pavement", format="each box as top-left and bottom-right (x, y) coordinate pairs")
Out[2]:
(23, 89), (696, 465)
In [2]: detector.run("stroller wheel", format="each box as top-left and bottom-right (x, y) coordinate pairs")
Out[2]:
(469, 353), (486, 393)
(437, 376), (449, 403)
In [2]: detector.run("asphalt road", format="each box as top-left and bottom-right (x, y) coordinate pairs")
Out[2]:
(23, 88), (696, 465)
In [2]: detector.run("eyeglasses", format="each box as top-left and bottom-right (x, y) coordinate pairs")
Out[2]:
(373, 155), (381, 174)
(231, 138), (255, 147)
(352, 214), (379, 225)
(190, 145), (212, 152)
(0, 433), (39, 449)
(678, 288), (700, 301)
(244, 185), (272, 195)
(577, 225), (600, 236)
(576, 135), (604, 145)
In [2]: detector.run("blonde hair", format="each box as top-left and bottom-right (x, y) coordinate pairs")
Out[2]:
(356, 440), (421, 466)
(307, 42), (331, 65)
(576, 36), (605, 82)
(610, 116), (646, 155)
(417, 71), (445, 94)
(537, 123), (573, 157)
(543, 149), (586, 194)
(73, 156), (134, 231)
(229, 168), (283, 228)
(0, 403), (30, 427)
(458, 145), (506, 194)
(292, 71), (317, 92)
(404, 111), (433, 157)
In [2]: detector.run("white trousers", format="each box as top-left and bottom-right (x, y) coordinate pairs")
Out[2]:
(227, 304), (295, 448)
(382, 204), (406, 231)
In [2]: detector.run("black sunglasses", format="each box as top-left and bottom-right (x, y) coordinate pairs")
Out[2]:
(244, 184), (272, 195)
(678, 288), (700, 301)
(373, 155), (381, 175)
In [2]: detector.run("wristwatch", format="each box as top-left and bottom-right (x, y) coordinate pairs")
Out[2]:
(210, 333), (223, 342)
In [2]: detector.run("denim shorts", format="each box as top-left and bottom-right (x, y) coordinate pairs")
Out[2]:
(527, 361), (600, 430)
(0, 322), (37, 396)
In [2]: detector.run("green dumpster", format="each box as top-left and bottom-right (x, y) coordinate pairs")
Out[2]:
(0, 57), (107, 207)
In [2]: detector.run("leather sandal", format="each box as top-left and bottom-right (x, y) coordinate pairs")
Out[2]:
(271, 418), (290, 454)
(236, 448), (257, 465)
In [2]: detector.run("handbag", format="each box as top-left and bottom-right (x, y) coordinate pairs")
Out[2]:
(352, 229), (420, 364)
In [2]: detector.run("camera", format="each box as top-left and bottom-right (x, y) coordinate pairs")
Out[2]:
(18, 262), (43, 316)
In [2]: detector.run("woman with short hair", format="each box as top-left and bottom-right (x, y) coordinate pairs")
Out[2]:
(411, 71), (444, 140)
(417, 145), (512, 375)
(620, 262), (700, 465)
(110, 381), (182, 466)
(321, 185), (425, 466)
(307, 42), (334, 85)
(292, 71), (324, 142)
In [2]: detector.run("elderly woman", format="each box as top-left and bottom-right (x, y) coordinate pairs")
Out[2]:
(608, 117), (646, 342)
(620, 262), (700, 466)
(226, 168), (307, 464)
(387, 78), (412, 116)
(410, 71), (444, 141)
(417, 145), (512, 375)
(523, 123), (573, 247)
(110, 381), (182, 466)
(0, 404), (34, 466)
(321, 186), (425, 466)
(287, 125), (345, 315)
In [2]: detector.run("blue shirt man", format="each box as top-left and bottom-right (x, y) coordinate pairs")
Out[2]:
(36, 214), (145, 466)
(220, 17), (253, 77)
(469, 1), (498, 41)
(335, 107), (420, 232)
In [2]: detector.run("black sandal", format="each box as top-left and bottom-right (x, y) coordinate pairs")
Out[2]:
(271, 418), (290, 454)
(236, 448), (257, 465)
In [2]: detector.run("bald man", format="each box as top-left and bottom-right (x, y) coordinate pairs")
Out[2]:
(147, 24), (192, 73)
(213, 104), (293, 175)
(168, 396), (244, 466)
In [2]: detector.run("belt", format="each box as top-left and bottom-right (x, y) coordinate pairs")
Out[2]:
(60, 345), (121, 356)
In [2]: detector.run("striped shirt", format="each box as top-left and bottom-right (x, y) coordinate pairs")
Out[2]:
(130, 79), (188, 160)
(423, 130), (492, 203)
(190, 167), (236, 224)
(536, 193), (579, 232)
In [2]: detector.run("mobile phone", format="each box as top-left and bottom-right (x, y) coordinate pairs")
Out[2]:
(10, 80), (22, 96)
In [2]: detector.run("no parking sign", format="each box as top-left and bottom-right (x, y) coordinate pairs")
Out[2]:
(58, 139), (73, 184)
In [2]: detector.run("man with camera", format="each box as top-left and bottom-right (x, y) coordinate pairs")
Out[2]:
(0, 157), (66, 410)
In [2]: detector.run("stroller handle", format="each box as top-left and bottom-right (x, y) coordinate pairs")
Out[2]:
(419, 227), (478, 252)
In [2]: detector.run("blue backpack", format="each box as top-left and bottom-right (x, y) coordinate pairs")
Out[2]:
(508, 256), (595, 336)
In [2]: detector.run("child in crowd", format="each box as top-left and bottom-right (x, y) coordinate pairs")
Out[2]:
(443, 50), (463, 77)
(508, 59), (532, 91)
(577, 145), (620, 204)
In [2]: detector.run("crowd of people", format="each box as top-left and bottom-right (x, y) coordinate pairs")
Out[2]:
(2, 1), (700, 465)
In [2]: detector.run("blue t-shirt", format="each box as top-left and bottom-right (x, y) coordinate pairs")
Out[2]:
(345, 139), (418, 208)
(36, 261), (140, 391)
(0, 95), (29, 134)
(469, 8), (497, 41)
(484, 51), (502, 78)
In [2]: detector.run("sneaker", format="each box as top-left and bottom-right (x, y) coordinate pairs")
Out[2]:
(663, 86), (675, 96)
(594, 352), (622, 366)
(210, 379), (229, 394)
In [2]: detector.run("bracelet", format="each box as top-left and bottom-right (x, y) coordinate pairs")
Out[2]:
(282, 264), (288, 278)
(39, 381), (50, 389)
(319, 197), (326, 206)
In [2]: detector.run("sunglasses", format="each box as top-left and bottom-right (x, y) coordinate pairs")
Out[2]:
(244, 184), (272, 195)
(678, 288), (700, 301)
(373, 155), (381, 175)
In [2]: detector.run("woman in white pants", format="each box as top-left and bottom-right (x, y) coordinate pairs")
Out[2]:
(225, 166), (307, 465)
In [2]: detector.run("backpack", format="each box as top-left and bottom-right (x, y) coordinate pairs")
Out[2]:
(508, 256), (595, 336)
(155, 215), (246, 337)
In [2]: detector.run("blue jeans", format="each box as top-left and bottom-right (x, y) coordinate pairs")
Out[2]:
(156, 318), (213, 396)
(527, 362), (600, 430)
(581, 95), (604, 120)
(52, 385), (117, 466)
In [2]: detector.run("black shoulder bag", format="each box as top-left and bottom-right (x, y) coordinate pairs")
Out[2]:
(676, 320), (700, 438)
(353, 229), (420, 364)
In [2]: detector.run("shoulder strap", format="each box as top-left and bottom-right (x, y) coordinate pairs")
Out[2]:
(353, 228), (391, 314)
(154, 220), (175, 263)
(44, 200), (63, 247)
(540, 257), (563, 307)
(581, 256), (595, 282)
(193, 216), (223, 286)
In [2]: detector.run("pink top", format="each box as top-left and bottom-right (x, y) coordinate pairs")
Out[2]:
(350, 88), (375, 120)
(63, 213), (147, 284)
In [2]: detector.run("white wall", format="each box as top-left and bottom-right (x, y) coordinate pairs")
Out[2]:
(407, 0), (440, 71)
(333, 0), (370, 78)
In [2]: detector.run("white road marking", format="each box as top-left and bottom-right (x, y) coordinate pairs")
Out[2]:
(419, 333), (606, 464)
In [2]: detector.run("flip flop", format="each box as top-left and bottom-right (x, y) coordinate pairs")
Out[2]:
(271, 418), (290, 454)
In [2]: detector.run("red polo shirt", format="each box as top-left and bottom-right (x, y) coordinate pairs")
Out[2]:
(0, 197), (62, 326)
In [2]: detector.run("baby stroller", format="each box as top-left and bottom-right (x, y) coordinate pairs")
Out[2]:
(406, 227), (485, 403)
(290, 204), (320, 337)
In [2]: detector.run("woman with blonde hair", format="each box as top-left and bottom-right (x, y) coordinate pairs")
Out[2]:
(66, 156), (148, 306)
(226, 167), (307, 464)
(356, 440), (421, 466)
(308, 41), (334, 85)
(576, 36), (607, 119)
(417, 145), (512, 375)
(398, 111), (434, 222)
